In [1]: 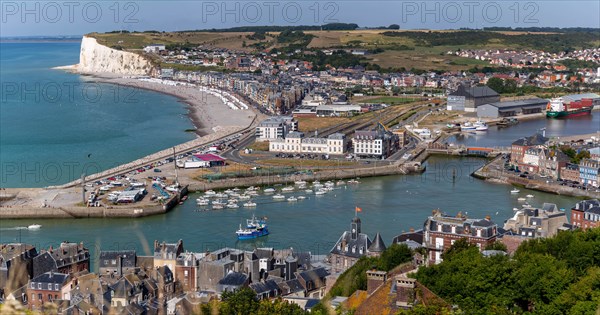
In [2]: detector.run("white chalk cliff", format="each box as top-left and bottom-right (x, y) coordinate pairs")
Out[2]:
(76, 36), (155, 75)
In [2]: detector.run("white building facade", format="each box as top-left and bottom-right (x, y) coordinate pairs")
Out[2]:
(255, 116), (298, 142)
(269, 132), (346, 155)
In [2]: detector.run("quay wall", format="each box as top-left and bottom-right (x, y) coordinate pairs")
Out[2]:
(0, 185), (188, 219)
(0, 205), (165, 219)
(50, 123), (254, 189)
(472, 156), (600, 199)
(187, 163), (424, 192)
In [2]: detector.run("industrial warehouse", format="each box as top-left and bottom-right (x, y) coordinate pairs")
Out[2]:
(476, 98), (549, 118)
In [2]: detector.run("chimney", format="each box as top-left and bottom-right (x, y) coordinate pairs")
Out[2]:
(485, 215), (491, 221)
(409, 228), (415, 233)
(366, 270), (387, 295)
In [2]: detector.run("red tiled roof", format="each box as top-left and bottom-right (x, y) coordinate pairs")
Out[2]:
(193, 154), (225, 162)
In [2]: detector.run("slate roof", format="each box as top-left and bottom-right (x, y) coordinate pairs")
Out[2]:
(218, 272), (248, 286)
(330, 230), (372, 258)
(297, 267), (329, 287)
(279, 278), (305, 294)
(99, 251), (136, 268)
(33, 252), (58, 277)
(573, 199), (600, 214)
(0, 244), (37, 268)
(368, 233), (386, 252)
(450, 85), (499, 98)
(153, 240), (183, 259)
(31, 271), (69, 285)
(392, 230), (424, 245)
(249, 279), (280, 294)
(512, 133), (548, 146)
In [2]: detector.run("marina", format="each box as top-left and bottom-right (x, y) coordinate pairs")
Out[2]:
(0, 156), (582, 258)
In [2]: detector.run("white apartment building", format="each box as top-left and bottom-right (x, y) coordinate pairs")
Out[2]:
(352, 129), (399, 159)
(269, 132), (346, 155)
(255, 116), (298, 142)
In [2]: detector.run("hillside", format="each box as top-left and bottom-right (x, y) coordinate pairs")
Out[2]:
(90, 28), (600, 71)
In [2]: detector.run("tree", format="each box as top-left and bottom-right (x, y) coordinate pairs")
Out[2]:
(389, 24), (400, 30)
(484, 241), (507, 252)
(377, 244), (413, 271)
(256, 298), (308, 315)
(486, 77), (504, 94)
(220, 288), (259, 315)
(441, 238), (475, 261)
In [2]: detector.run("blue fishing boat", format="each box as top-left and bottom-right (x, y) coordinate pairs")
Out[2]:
(236, 215), (269, 240)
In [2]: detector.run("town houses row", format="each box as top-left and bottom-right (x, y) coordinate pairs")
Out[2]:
(256, 116), (405, 159)
(142, 44), (600, 115)
(510, 133), (600, 191)
(2, 197), (597, 313)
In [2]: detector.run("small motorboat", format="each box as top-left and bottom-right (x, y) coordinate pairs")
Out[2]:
(212, 204), (224, 210)
(281, 186), (295, 192)
(196, 199), (210, 206)
(297, 196), (306, 200)
(227, 203), (239, 209)
(517, 197), (527, 201)
(28, 224), (41, 230)
(264, 188), (276, 193)
(287, 196), (298, 202)
(315, 190), (327, 195)
(510, 189), (520, 194)
(243, 202), (257, 207)
(305, 189), (313, 193)
(336, 180), (346, 185)
(272, 194), (285, 200)
(526, 194), (534, 198)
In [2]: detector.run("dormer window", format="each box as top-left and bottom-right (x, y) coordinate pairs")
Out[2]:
(38, 283), (41, 289)
(48, 283), (52, 290)
(55, 284), (59, 290)
(31, 283), (35, 289)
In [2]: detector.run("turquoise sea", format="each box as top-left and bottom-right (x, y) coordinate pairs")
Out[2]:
(0, 40), (594, 262)
(0, 40), (195, 188)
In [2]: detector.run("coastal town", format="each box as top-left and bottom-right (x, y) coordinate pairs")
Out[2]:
(1, 195), (598, 313)
(2, 20), (600, 315)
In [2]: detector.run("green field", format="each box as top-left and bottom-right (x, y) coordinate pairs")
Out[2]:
(91, 29), (599, 71)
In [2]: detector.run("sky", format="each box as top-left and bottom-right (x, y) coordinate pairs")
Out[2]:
(1, 1), (599, 37)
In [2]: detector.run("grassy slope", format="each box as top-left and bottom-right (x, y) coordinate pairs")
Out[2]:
(90, 30), (596, 71)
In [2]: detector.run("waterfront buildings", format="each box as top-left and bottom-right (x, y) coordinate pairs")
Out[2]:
(352, 127), (399, 159)
(255, 116), (298, 141)
(560, 163), (581, 182)
(476, 98), (548, 118)
(503, 203), (569, 239)
(510, 133), (549, 167)
(423, 210), (498, 265)
(579, 159), (600, 187)
(178, 153), (227, 169)
(571, 199), (600, 229)
(447, 85), (500, 112)
(329, 217), (383, 273)
(269, 132), (347, 155)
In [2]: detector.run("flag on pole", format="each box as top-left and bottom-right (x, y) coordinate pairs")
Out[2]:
(355, 206), (362, 213)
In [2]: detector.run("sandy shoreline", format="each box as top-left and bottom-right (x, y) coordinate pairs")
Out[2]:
(58, 69), (256, 137)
